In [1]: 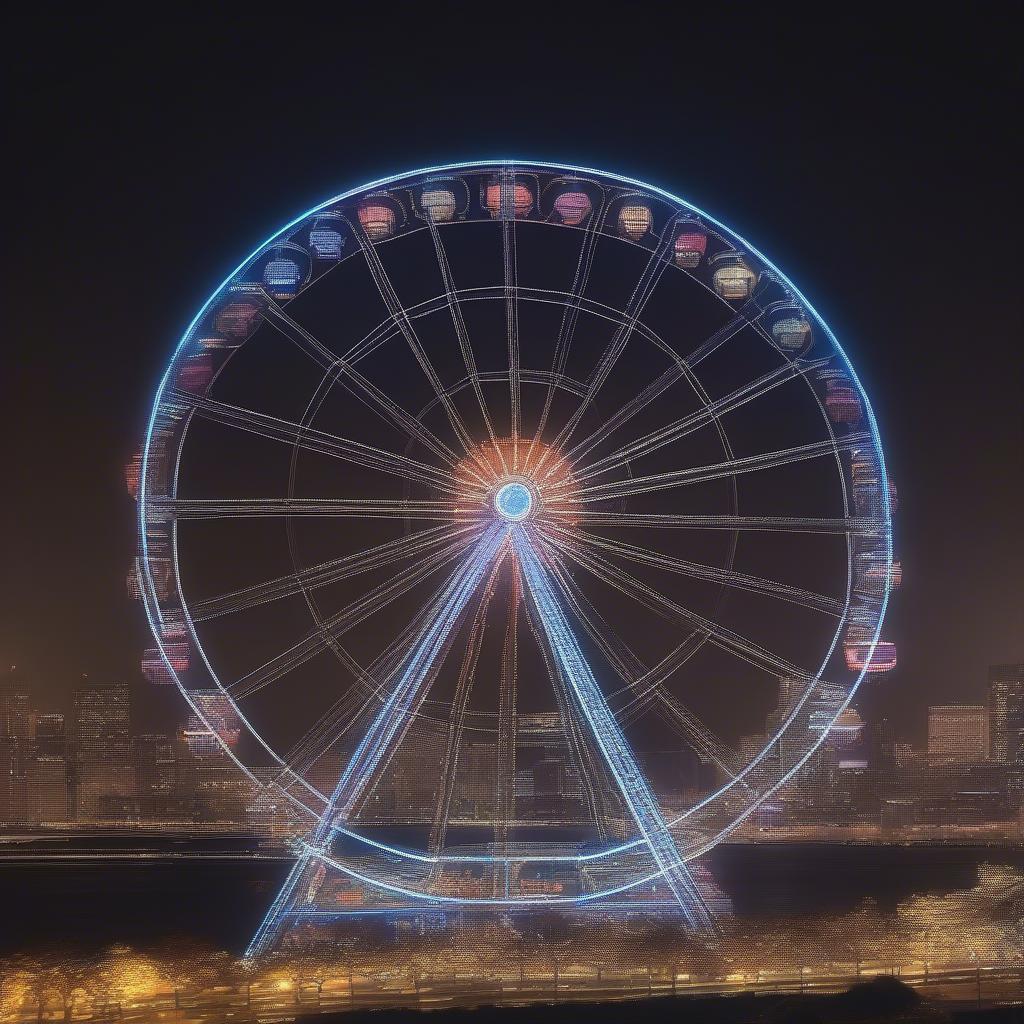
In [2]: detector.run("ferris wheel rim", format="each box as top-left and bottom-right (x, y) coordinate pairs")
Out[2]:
(136, 159), (895, 899)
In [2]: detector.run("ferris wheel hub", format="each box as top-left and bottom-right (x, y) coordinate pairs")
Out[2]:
(494, 480), (534, 521)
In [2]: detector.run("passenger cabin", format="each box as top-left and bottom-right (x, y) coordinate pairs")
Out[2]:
(357, 199), (397, 240)
(711, 254), (758, 301)
(825, 379), (862, 424)
(844, 641), (897, 673)
(215, 301), (261, 339)
(617, 202), (652, 240)
(553, 191), (592, 226)
(309, 221), (345, 259)
(420, 188), (458, 222)
(125, 452), (143, 499)
(771, 314), (812, 354)
(177, 353), (214, 393)
(673, 227), (707, 269)
(484, 180), (534, 219)
(262, 254), (302, 300)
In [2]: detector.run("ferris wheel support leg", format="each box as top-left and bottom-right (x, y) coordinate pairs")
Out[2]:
(246, 855), (308, 958)
(511, 526), (719, 934)
(246, 523), (510, 958)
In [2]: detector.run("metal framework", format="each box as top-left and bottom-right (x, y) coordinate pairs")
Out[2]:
(130, 161), (895, 956)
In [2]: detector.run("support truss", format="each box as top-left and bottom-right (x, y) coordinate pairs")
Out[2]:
(246, 520), (719, 955)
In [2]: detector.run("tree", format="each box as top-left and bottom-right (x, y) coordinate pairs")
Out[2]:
(28, 961), (93, 1023)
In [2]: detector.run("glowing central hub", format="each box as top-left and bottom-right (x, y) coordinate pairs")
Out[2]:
(494, 481), (533, 521)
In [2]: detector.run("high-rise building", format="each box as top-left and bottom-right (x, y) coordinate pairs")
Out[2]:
(927, 705), (990, 763)
(35, 714), (66, 757)
(765, 676), (812, 770)
(0, 737), (28, 824)
(516, 712), (586, 817)
(988, 664), (1024, 763)
(829, 708), (867, 762)
(74, 684), (130, 753)
(132, 734), (177, 799)
(0, 675), (33, 824)
(73, 683), (133, 818)
(361, 719), (446, 821)
(0, 677), (34, 741)
(28, 756), (69, 822)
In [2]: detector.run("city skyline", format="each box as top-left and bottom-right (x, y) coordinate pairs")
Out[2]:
(3, 664), (1021, 831)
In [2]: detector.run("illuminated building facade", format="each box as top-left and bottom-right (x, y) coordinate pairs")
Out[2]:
(73, 683), (132, 819)
(27, 755), (69, 821)
(988, 663), (1024, 764)
(927, 705), (989, 763)
(1, 681), (33, 740)
(0, 678), (33, 823)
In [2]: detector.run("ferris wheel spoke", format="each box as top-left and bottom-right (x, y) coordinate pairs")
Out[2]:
(685, 291), (770, 368)
(562, 362), (686, 471)
(567, 511), (880, 534)
(261, 303), (466, 473)
(538, 218), (679, 470)
(424, 213), (503, 468)
(168, 389), (466, 496)
(320, 523), (509, 826)
(528, 190), (606, 465)
(539, 547), (741, 776)
(501, 168), (523, 449)
(653, 689), (746, 779)
(319, 280), (720, 414)
(282, 573), (481, 786)
(612, 632), (710, 720)
(569, 432), (872, 504)
(353, 220), (480, 462)
(226, 531), (479, 701)
(151, 497), (466, 521)
(191, 524), (471, 622)
(257, 522), (510, 955)
(280, 678), (370, 783)
(538, 528), (823, 687)
(569, 355), (833, 482)
(561, 304), (764, 469)
(496, 561), (520, 853)
(548, 524), (844, 616)
(428, 554), (506, 857)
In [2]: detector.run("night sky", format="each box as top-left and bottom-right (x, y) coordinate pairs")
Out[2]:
(4, 12), (1021, 741)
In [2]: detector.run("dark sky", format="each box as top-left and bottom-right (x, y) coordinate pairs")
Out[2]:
(4, 12), (1022, 740)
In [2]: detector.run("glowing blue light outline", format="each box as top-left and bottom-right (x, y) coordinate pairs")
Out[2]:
(494, 481), (533, 521)
(247, 523), (510, 955)
(139, 159), (893, 902)
(511, 524), (715, 930)
(300, 842), (667, 907)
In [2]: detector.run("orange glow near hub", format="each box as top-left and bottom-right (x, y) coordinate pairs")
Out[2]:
(452, 438), (581, 526)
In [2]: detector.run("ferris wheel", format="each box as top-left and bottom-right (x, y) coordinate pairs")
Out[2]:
(130, 161), (897, 954)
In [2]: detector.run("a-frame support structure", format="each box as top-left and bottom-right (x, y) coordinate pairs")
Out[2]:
(247, 522), (715, 957)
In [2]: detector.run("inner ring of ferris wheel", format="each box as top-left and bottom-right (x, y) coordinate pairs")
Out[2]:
(134, 161), (896, 900)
